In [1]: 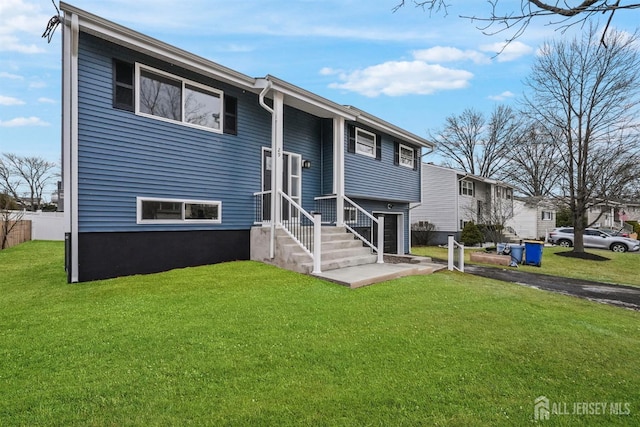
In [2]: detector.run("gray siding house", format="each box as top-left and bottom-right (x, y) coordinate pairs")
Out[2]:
(506, 197), (557, 241)
(60, 3), (433, 282)
(412, 163), (514, 244)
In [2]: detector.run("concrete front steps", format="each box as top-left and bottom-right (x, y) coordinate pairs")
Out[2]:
(502, 231), (520, 243)
(250, 225), (445, 287)
(280, 226), (377, 274)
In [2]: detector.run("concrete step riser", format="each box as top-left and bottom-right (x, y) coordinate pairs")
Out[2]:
(291, 247), (372, 264)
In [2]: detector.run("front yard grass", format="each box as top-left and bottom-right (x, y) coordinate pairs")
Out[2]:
(412, 245), (640, 287)
(1, 241), (638, 426)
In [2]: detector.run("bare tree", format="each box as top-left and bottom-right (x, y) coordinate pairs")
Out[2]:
(1, 199), (24, 250)
(522, 26), (640, 253)
(394, 1), (640, 47)
(1, 154), (57, 212)
(430, 105), (519, 178)
(499, 122), (561, 197)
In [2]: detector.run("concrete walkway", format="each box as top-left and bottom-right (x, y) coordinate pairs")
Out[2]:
(463, 264), (640, 311)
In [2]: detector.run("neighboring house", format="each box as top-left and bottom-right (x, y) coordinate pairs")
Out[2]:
(60, 3), (433, 282)
(506, 197), (557, 241)
(616, 201), (640, 223)
(587, 201), (623, 228)
(411, 163), (514, 245)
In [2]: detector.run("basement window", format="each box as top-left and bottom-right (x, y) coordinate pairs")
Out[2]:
(137, 197), (221, 224)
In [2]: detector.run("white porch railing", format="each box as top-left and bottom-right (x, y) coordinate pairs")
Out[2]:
(314, 194), (384, 264)
(447, 235), (464, 272)
(253, 190), (321, 273)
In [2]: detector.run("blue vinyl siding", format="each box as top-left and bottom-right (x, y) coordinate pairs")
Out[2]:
(344, 123), (421, 203)
(282, 106), (323, 213)
(77, 34), (272, 232)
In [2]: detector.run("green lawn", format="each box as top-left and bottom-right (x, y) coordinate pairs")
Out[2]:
(412, 245), (640, 287)
(1, 241), (639, 426)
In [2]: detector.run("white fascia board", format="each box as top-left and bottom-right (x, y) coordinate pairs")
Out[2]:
(347, 107), (434, 149)
(59, 2), (256, 91)
(262, 76), (357, 120)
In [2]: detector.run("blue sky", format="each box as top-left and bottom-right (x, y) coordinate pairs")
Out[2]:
(1, 0), (638, 175)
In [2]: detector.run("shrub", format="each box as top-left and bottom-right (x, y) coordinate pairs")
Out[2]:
(411, 221), (436, 246)
(461, 221), (483, 246)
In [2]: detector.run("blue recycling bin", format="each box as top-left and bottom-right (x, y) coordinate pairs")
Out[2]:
(509, 244), (524, 266)
(524, 240), (544, 267)
(497, 242), (507, 254)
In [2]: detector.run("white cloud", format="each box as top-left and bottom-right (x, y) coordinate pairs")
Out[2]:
(0, 96), (26, 106)
(0, 35), (45, 54)
(328, 60), (473, 97)
(29, 81), (46, 89)
(0, 72), (24, 80)
(480, 41), (534, 62)
(412, 46), (490, 65)
(319, 67), (340, 76)
(488, 91), (515, 101)
(38, 97), (56, 104)
(0, 0), (52, 53)
(0, 116), (49, 127)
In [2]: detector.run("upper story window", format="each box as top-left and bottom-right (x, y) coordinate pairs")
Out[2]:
(495, 186), (512, 200)
(137, 65), (223, 132)
(541, 211), (553, 220)
(399, 144), (415, 168)
(137, 197), (221, 224)
(348, 125), (381, 160)
(355, 128), (376, 157)
(459, 180), (474, 197)
(112, 60), (237, 134)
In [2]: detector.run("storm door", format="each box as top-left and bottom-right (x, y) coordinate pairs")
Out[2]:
(262, 148), (302, 222)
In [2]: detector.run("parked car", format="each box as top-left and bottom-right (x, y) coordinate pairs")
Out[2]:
(594, 227), (630, 238)
(548, 227), (640, 252)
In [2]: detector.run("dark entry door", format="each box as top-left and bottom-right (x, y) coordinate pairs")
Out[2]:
(374, 214), (399, 254)
(383, 214), (398, 254)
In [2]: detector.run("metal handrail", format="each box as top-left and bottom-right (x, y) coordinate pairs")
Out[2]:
(315, 194), (384, 263)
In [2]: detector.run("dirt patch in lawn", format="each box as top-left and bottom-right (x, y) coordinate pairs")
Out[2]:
(554, 251), (610, 261)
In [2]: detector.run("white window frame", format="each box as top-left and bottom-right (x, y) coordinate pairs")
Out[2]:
(399, 143), (415, 169)
(355, 127), (377, 158)
(137, 197), (222, 224)
(135, 64), (224, 133)
(460, 180), (474, 197)
(541, 211), (553, 221)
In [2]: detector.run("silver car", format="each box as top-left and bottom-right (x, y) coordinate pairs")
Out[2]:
(548, 227), (640, 252)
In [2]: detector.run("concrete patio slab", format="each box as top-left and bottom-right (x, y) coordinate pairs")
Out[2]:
(313, 262), (445, 289)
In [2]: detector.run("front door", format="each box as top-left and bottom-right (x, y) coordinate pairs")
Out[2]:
(262, 148), (302, 222)
(373, 213), (400, 254)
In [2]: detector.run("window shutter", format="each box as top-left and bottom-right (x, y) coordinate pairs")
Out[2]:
(223, 95), (238, 135)
(375, 134), (382, 160)
(113, 59), (134, 111)
(413, 146), (419, 170)
(348, 125), (355, 153)
(394, 142), (399, 165)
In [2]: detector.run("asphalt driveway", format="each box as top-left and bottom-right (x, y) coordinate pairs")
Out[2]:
(462, 264), (640, 311)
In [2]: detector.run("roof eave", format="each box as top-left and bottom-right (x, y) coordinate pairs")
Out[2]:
(59, 2), (257, 91)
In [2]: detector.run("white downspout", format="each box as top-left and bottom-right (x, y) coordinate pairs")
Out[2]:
(62, 12), (79, 282)
(258, 81), (284, 260)
(258, 81), (276, 259)
(334, 116), (345, 226)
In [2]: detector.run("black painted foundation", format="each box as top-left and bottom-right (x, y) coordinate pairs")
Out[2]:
(75, 230), (250, 282)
